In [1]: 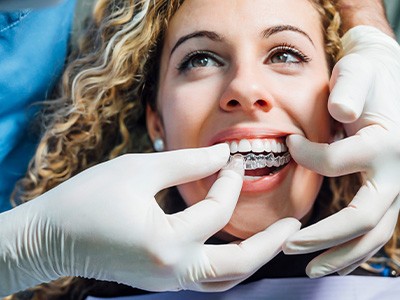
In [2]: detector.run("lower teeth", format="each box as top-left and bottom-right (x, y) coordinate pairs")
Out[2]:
(230, 152), (291, 170)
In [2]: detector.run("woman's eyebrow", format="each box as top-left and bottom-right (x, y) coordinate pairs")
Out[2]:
(170, 25), (314, 56)
(170, 30), (224, 56)
(262, 25), (315, 47)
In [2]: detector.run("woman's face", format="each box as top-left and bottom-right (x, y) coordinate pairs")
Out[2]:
(147, 0), (332, 240)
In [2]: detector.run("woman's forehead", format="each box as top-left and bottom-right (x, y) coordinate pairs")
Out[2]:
(164, 0), (323, 49)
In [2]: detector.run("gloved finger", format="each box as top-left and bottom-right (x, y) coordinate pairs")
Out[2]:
(302, 195), (400, 278)
(306, 239), (377, 278)
(286, 133), (376, 177)
(140, 144), (230, 194)
(170, 155), (244, 241)
(201, 218), (301, 281)
(182, 276), (245, 292)
(336, 253), (376, 277)
(328, 53), (373, 123)
(283, 181), (399, 254)
(192, 219), (300, 293)
(196, 278), (245, 292)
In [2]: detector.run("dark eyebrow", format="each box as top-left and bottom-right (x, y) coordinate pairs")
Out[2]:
(262, 25), (315, 47)
(170, 30), (224, 56)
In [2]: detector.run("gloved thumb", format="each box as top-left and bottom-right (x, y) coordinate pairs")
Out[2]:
(141, 144), (231, 194)
(286, 134), (366, 177)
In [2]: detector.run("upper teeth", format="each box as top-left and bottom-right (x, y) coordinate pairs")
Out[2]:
(226, 138), (287, 154)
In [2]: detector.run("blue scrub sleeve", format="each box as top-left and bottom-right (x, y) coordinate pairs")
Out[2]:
(0, 0), (76, 212)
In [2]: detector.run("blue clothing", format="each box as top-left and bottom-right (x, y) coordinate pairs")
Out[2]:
(0, 0), (76, 212)
(385, 0), (400, 41)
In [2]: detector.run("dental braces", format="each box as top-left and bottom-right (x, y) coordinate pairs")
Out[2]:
(229, 152), (291, 170)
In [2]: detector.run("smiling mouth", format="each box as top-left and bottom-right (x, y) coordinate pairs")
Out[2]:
(226, 138), (292, 179)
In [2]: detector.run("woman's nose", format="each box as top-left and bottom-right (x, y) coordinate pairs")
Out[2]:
(219, 67), (273, 113)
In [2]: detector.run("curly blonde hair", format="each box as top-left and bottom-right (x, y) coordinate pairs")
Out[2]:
(8, 0), (399, 298)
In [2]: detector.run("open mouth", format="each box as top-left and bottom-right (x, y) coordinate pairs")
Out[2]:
(226, 138), (291, 179)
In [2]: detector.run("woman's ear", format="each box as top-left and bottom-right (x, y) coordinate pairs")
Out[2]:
(146, 105), (165, 142)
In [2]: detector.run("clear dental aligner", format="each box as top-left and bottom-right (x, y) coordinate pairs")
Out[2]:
(229, 152), (291, 170)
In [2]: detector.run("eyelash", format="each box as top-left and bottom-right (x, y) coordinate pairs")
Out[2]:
(176, 43), (311, 72)
(269, 43), (311, 64)
(177, 50), (222, 72)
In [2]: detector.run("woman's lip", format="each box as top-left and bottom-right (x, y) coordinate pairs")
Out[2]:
(208, 127), (292, 146)
(241, 160), (294, 193)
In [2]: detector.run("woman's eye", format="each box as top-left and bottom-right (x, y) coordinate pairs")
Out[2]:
(270, 51), (301, 64)
(190, 54), (217, 68)
(178, 51), (222, 72)
(268, 46), (310, 65)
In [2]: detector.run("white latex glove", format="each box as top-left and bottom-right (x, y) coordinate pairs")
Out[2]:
(0, 144), (300, 296)
(283, 26), (400, 277)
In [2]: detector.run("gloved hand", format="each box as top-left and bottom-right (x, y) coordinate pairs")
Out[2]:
(283, 26), (400, 277)
(0, 144), (300, 296)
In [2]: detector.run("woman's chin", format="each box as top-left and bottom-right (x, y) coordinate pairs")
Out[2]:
(179, 162), (319, 242)
(216, 218), (279, 242)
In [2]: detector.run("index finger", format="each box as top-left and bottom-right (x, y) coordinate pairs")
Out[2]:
(200, 218), (301, 282)
(169, 155), (244, 242)
(283, 173), (399, 254)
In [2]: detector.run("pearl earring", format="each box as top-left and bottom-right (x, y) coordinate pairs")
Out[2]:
(153, 138), (165, 152)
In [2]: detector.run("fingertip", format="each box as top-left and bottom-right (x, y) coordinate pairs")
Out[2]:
(210, 142), (230, 152)
(282, 239), (298, 255)
(282, 231), (308, 255)
(268, 218), (302, 236)
(222, 154), (244, 177)
(286, 134), (306, 149)
(328, 100), (360, 123)
(148, 144), (232, 191)
(281, 217), (302, 230)
(328, 53), (371, 124)
(306, 270), (321, 279)
(305, 262), (328, 279)
(207, 143), (230, 161)
(285, 135), (317, 168)
(282, 228), (322, 255)
(196, 143), (231, 174)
